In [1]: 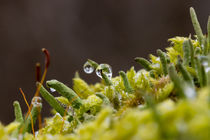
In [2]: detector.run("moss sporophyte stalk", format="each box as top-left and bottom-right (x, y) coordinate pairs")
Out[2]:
(1, 7), (210, 140)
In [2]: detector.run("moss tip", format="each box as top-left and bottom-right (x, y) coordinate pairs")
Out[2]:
(42, 48), (50, 68)
(13, 101), (19, 106)
(119, 71), (125, 75)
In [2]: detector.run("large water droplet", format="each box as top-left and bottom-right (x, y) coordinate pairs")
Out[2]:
(50, 88), (56, 93)
(32, 97), (42, 107)
(83, 61), (94, 74)
(96, 64), (112, 79)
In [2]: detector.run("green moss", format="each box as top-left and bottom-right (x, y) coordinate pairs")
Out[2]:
(1, 7), (210, 140)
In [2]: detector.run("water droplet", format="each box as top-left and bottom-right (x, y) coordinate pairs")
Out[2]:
(32, 96), (42, 107)
(83, 61), (94, 74)
(205, 67), (210, 73)
(201, 59), (210, 73)
(66, 106), (74, 116)
(35, 131), (39, 137)
(50, 88), (56, 92)
(96, 64), (112, 79)
(138, 104), (146, 110)
(184, 85), (196, 99)
(202, 61), (208, 66)
(201, 44), (204, 50)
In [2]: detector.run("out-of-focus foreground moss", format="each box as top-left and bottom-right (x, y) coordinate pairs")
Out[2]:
(0, 7), (210, 140)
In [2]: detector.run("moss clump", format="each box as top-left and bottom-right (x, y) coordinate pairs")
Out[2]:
(1, 7), (210, 140)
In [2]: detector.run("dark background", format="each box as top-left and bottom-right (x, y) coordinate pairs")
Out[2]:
(0, 0), (210, 124)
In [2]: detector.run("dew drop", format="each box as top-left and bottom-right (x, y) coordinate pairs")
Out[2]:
(50, 88), (56, 93)
(201, 44), (204, 50)
(35, 131), (39, 137)
(96, 64), (112, 79)
(184, 85), (196, 99)
(202, 61), (208, 67)
(32, 96), (42, 107)
(201, 60), (210, 73)
(83, 61), (94, 74)
(205, 67), (210, 73)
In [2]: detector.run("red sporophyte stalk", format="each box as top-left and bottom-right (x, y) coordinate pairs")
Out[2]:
(25, 48), (50, 130)
(36, 63), (41, 82)
(34, 48), (50, 97)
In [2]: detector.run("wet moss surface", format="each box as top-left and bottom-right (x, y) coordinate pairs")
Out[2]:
(0, 7), (210, 140)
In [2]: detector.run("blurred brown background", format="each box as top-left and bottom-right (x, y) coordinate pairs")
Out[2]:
(0, 0), (210, 124)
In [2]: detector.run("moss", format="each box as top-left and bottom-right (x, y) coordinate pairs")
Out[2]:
(1, 7), (210, 140)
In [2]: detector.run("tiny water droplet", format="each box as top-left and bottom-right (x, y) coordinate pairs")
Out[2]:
(202, 61), (208, 67)
(201, 60), (210, 73)
(35, 131), (39, 137)
(96, 64), (112, 79)
(205, 67), (210, 73)
(67, 106), (74, 116)
(83, 61), (94, 74)
(184, 85), (196, 99)
(32, 96), (42, 107)
(50, 88), (56, 92)
(201, 44), (204, 50)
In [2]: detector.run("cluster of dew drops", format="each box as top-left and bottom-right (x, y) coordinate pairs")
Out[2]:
(48, 61), (113, 94)
(83, 61), (112, 80)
